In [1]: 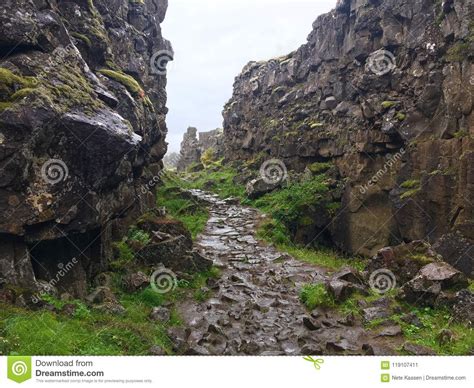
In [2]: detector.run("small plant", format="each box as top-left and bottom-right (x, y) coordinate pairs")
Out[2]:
(128, 227), (151, 245)
(300, 283), (335, 310)
(201, 148), (216, 167)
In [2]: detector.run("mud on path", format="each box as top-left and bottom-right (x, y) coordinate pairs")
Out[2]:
(175, 190), (404, 355)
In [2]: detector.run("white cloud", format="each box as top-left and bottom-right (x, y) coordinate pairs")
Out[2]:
(162, 0), (337, 152)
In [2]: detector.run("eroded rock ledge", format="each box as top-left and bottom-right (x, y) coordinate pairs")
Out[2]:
(223, 0), (474, 270)
(0, 0), (171, 296)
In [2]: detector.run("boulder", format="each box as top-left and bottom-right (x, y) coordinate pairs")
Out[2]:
(123, 272), (149, 293)
(367, 241), (439, 285)
(400, 262), (468, 306)
(149, 307), (171, 322)
(246, 178), (283, 199)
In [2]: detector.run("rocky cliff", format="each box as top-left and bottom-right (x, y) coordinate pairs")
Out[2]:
(0, 0), (171, 296)
(223, 0), (474, 274)
(177, 126), (224, 171)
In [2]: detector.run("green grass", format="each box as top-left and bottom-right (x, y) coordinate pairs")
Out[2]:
(0, 267), (220, 355)
(179, 166), (246, 199)
(251, 174), (330, 226)
(282, 244), (366, 272)
(394, 305), (474, 355)
(156, 175), (209, 239)
(299, 285), (473, 355)
(300, 283), (335, 310)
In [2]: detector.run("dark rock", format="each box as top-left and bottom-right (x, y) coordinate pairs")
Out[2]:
(401, 262), (468, 306)
(378, 325), (402, 337)
(402, 342), (437, 356)
(362, 307), (391, 322)
(303, 316), (321, 331)
(222, 0), (474, 257)
(177, 127), (224, 172)
(451, 290), (474, 325)
(86, 287), (118, 305)
(367, 241), (438, 285)
(149, 345), (167, 356)
(123, 272), (149, 293)
(246, 178), (284, 199)
(149, 307), (171, 322)
(167, 327), (190, 353)
(0, 0), (171, 292)
(433, 232), (473, 278)
(61, 303), (77, 317)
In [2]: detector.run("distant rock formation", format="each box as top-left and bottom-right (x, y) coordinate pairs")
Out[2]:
(177, 127), (224, 171)
(223, 0), (474, 263)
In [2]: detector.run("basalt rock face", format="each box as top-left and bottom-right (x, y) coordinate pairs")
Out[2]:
(223, 0), (474, 266)
(177, 127), (224, 171)
(0, 0), (171, 296)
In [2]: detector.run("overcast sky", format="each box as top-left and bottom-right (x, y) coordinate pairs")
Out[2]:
(162, 0), (337, 152)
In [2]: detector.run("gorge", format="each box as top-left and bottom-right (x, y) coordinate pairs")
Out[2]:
(0, 0), (473, 356)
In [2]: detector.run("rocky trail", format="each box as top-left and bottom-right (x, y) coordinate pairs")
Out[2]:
(173, 190), (405, 356)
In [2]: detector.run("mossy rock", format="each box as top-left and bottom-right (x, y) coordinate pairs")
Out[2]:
(98, 68), (144, 97)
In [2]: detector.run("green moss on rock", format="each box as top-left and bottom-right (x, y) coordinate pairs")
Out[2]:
(98, 69), (144, 96)
(71, 32), (92, 48)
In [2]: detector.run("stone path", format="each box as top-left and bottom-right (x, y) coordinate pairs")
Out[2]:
(176, 190), (401, 355)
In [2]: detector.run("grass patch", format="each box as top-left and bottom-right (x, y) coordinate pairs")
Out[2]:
(156, 174), (209, 239)
(300, 283), (334, 310)
(283, 245), (366, 272)
(0, 266), (221, 355)
(178, 166), (246, 199)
